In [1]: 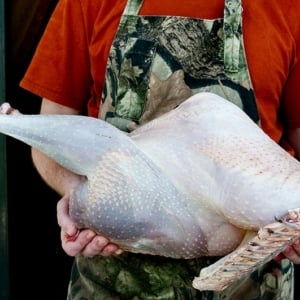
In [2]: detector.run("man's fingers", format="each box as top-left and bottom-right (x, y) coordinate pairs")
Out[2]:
(56, 195), (69, 226)
(80, 236), (110, 257)
(57, 195), (79, 237)
(0, 102), (20, 115)
(61, 229), (96, 257)
(100, 243), (123, 257)
(80, 236), (122, 257)
(282, 239), (300, 264)
(282, 247), (300, 264)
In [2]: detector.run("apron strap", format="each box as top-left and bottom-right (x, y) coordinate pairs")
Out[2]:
(224, 0), (242, 73)
(123, 0), (144, 15)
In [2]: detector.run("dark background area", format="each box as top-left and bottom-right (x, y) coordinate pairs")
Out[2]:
(6, 1), (73, 299)
(4, 1), (300, 299)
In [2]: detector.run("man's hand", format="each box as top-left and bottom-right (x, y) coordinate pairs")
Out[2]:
(281, 238), (300, 264)
(0, 102), (20, 115)
(57, 195), (123, 257)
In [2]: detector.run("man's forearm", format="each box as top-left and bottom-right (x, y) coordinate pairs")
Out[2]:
(32, 148), (84, 196)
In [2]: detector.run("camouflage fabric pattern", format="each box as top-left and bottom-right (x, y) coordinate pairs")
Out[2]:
(67, 254), (293, 300)
(100, 0), (259, 131)
(68, 253), (215, 300)
(67, 0), (294, 299)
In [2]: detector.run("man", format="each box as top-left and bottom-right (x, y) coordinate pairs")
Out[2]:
(19, 0), (300, 298)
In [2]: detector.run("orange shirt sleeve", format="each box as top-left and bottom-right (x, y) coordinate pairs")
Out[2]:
(20, 0), (94, 112)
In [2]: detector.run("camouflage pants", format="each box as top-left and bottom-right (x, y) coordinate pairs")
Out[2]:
(67, 253), (294, 300)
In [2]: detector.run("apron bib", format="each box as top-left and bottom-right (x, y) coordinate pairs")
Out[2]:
(100, 0), (259, 132)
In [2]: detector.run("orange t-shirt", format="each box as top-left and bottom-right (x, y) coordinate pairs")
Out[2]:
(20, 0), (300, 144)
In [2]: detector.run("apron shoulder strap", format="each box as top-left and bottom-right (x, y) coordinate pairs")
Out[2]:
(223, 0), (243, 73)
(123, 0), (144, 15)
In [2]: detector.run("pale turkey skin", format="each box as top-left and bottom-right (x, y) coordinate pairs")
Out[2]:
(0, 92), (299, 259)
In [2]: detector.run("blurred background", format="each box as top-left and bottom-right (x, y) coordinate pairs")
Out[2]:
(2, 1), (73, 299)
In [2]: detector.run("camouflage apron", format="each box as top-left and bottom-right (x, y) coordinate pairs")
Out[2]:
(67, 0), (294, 299)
